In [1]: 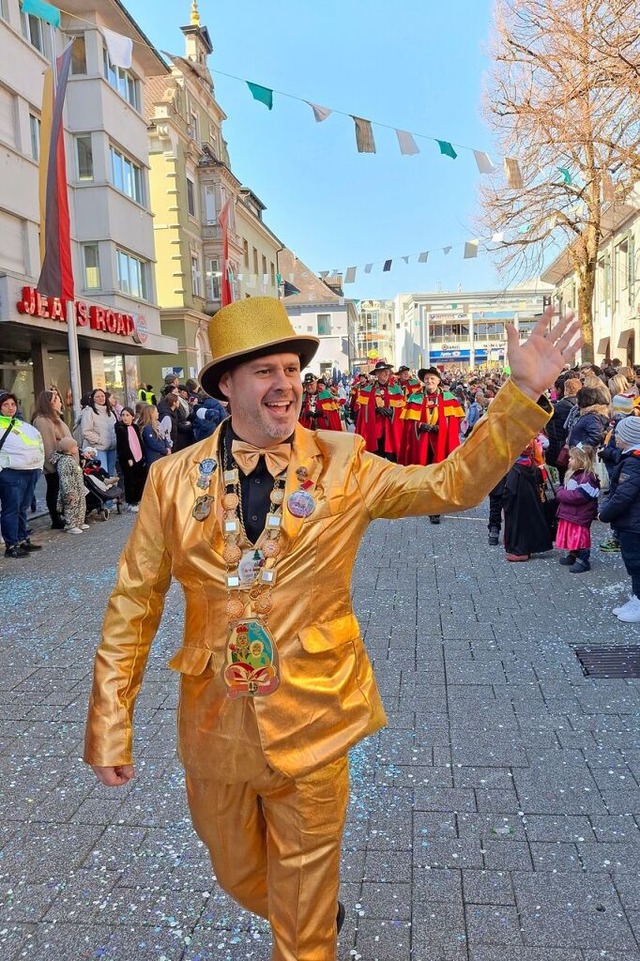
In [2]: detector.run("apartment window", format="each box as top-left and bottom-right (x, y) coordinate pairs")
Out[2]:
(110, 145), (144, 204)
(317, 314), (332, 336)
(82, 244), (101, 289)
(243, 239), (249, 268)
(188, 110), (200, 142)
(270, 262), (276, 287)
(29, 114), (40, 161)
(116, 248), (148, 300)
(203, 184), (216, 224)
(71, 35), (87, 75)
(261, 255), (267, 277)
(617, 239), (629, 292)
(187, 176), (196, 217)
(206, 258), (221, 300)
(22, 13), (50, 56)
(76, 135), (93, 181)
(103, 48), (140, 111)
(252, 247), (259, 275)
(191, 254), (202, 297)
(0, 87), (16, 147)
(0, 1), (7, 19)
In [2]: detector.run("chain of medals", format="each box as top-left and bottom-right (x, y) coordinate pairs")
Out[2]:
(221, 443), (285, 625)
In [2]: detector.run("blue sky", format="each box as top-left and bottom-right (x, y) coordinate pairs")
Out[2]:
(126, 0), (513, 301)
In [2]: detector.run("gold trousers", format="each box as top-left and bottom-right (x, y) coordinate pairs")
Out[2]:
(185, 754), (350, 961)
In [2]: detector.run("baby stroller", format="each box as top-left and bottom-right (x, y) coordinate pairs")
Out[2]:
(82, 463), (124, 519)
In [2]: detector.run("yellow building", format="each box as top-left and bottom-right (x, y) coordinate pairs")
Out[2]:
(140, 1), (283, 389)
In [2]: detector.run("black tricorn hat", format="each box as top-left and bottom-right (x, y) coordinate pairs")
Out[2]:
(395, 365), (411, 374)
(418, 366), (442, 381)
(303, 372), (318, 384)
(372, 361), (393, 371)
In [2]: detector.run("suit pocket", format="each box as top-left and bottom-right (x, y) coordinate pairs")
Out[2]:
(167, 646), (221, 675)
(298, 613), (360, 652)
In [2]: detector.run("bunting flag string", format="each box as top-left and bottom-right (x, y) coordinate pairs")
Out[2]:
(42, 4), (577, 189)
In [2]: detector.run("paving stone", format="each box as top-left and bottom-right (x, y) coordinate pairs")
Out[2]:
(463, 870), (515, 906)
(466, 904), (524, 945)
(523, 815), (594, 843)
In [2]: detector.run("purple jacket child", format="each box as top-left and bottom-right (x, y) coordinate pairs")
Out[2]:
(556, 469), (600, 526)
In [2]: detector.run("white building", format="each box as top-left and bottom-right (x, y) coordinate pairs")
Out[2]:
(542, 199), (640, 366)
(0, 0), (177, 416)
(393, 286), (553, 372)
(279, 250), (357, 377)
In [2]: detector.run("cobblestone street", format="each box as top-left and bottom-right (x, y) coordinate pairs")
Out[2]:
(2, 502), (640, 961)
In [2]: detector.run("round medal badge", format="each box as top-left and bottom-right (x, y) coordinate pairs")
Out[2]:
(287, 489), (315, 519)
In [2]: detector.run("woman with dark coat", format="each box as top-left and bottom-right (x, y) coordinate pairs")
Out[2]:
(114, 407), (147, 512)
(567, 386), (610, 449)
(501, 441), (554, 561)
(546, 377), (581, 472)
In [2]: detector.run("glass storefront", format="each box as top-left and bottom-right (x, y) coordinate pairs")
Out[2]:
(0, 353), (35, 420)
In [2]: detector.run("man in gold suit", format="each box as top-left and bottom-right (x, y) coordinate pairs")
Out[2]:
(84, 297), (581, 961)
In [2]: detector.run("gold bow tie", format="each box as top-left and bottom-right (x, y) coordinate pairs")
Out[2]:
(231, 439), (291, 478)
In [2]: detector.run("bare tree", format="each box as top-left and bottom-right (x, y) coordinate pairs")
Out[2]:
(479, 0), (640, 361)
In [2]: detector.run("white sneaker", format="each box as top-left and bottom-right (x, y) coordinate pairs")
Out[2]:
(80, 524), (90, 530)
(613, 596), (634, 615)
(615, 596), (640, 622)
(65, 527), (83, 534)
(129, 505), (139, 513)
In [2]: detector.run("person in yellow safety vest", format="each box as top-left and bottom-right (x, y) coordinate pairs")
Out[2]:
(0, 391), (45, 558)
(137, 385), (157, 405)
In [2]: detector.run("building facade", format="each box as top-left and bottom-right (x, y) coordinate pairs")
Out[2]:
(393, 286), (553, 372)
(541, 201), (640, 366)
(140, 3), (282, 389)
(354, 300), (395, 371)
(279, 250), (357, 377)
(0, 0), (177, 418)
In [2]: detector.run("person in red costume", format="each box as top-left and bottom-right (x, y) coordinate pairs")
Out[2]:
(299, 373), (343, 431)
(399, 367), (465, 523)
(354, 361), (405, 460)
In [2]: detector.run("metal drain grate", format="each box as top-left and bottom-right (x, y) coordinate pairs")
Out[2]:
(572, 645), (640, 679)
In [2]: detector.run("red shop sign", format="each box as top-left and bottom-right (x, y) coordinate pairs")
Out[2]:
(17, 286), (138, 338)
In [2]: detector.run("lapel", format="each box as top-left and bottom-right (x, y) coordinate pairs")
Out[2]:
(281, 424), (324, 544)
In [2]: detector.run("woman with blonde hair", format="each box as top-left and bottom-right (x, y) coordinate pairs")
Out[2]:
(32, 388), (72, 529)
(139, 404), (170, 465)
(608, 374), (630, 398)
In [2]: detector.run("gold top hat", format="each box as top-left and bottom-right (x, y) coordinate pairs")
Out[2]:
(199, 297), (319, 400)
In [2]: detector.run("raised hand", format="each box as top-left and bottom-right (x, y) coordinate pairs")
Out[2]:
(505, 306), (583, 401)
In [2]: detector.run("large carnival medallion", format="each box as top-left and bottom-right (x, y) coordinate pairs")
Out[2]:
(223, 618), (280, 698)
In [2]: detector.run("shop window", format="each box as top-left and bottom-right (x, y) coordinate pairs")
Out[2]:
(117, 248), (148, 300)
(29, 114), (40, 161)
(110, 145), (144, 204)
(103, 47), (140, 112)
(317, 314), (332, 336)
(71, 35), (87, 75)
(22, 12), (50, 57)
(82, 244), (100, 289)
(187, 176), (196, 217)
(76, 135), (93, 181)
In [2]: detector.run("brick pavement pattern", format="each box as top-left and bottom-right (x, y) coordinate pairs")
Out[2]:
(2, 504), (640, 960)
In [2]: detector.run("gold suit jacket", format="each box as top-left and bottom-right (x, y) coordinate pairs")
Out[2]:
(84, 381), (549, 779)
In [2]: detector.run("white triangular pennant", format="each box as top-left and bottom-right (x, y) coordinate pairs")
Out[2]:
(395, 129), (420, 156)
(103, 27), (133, 69)
(418, 252), (428, 263)
(473, 150), (496, 174)
(308, 102), (332, 123)
(464, 240), (479, 259)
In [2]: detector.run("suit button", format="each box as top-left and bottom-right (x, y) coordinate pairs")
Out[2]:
(251, 514), (258, 522)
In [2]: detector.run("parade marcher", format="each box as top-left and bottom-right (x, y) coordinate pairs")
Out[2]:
(50, 437), (88, 534)
(353, 360), (405, 460)
(299, 373), (343, 431)
(399, 367), (464, 524)
(84, 297), (580, 961)
(395, 365), (421, 398)
(115, 407), (147, 512)
(0, 391), (44, 558)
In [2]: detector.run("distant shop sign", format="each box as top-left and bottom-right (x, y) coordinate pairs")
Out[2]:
(17, 286), (139, 339)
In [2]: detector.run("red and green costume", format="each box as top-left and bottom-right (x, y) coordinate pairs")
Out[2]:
(354, 382), (405, 457)
(399, 388), (464, 465)
(299, 388), (343, 431)
(398, 376), (421, 398)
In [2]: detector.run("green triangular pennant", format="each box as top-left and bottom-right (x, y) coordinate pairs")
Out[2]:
(246, 81), (273, 110)
(436, 140), (457, 160)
